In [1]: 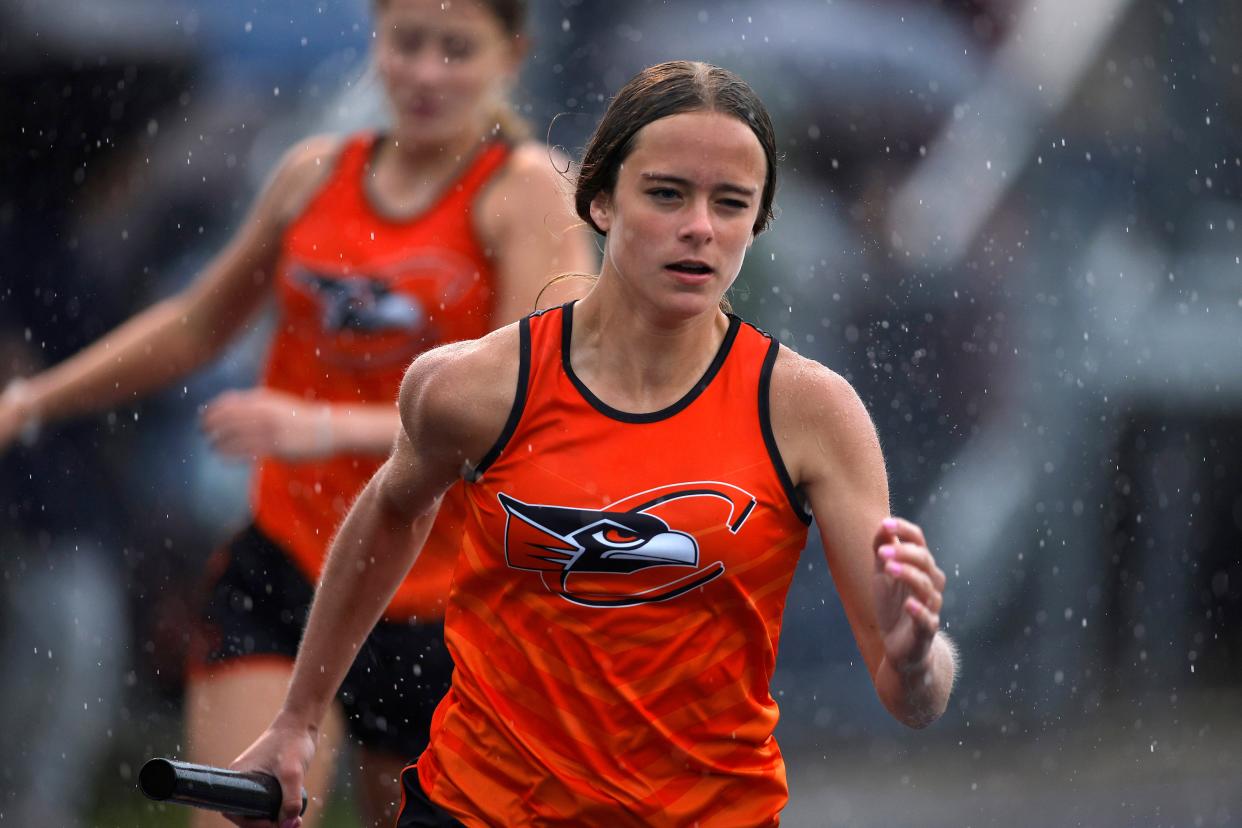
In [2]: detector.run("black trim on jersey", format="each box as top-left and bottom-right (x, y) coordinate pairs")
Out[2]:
(468, 314), (532, 481)
(561, 301), (742, 424)
(759, 336), (814, 525)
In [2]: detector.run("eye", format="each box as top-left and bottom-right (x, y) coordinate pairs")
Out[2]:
(591, 527), (645, 548)
(647, 187), (681, 202)
(393, 30), (425, 56)
(442, 34), (477, 61)
(718, 197), (750, 210)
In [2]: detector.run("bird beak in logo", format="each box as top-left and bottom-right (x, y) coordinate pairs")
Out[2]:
(496, 484), (755, 607)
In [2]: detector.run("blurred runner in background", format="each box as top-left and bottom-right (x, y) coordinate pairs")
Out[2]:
(0, 0), (594, 825)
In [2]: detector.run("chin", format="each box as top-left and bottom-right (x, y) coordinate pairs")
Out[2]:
(650, 289), (723, 321)
(393, 117), (465, 147)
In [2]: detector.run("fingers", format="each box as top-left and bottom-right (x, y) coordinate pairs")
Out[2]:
(877, 541), (946, 592)
(904, 595), (940, 637)
(201, 391), (277, 459)
(275, 758), (308, 826)
(880, 557), (944, 614)
(873, 515), (928, 551)
(208, 429), (267, 460)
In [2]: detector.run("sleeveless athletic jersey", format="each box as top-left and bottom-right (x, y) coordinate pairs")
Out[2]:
(417, 303), (813, 827)
(253, 132), (511, 620)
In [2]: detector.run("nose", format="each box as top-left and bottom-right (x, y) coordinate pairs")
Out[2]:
(677, 198), (714, 245)
(406, 47), (449, 85)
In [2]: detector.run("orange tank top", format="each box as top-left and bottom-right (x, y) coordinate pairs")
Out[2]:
(253, 132), (511, 620)
(417, 303), (813, 826)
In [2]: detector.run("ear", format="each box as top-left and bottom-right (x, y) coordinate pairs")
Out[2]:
(746, 230), (755, 248)
(589, 190), (613, 234)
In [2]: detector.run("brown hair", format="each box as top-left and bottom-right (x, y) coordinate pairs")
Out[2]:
(575, 60), (778, 237)
(373, 0), (531, 140)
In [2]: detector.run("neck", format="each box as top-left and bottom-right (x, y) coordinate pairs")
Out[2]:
(570, 282), (729, 414)
(383, 119), (491, 170)
(368, 121), (491, 213)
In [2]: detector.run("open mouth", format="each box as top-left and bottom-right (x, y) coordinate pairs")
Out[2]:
(666, 261), (713, 275)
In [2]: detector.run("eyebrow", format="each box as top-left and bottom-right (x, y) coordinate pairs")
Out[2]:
(640, 173), (757, 197)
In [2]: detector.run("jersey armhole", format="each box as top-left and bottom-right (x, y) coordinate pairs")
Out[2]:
(759, 339), (814, 526)
(467, 314), (531, 481)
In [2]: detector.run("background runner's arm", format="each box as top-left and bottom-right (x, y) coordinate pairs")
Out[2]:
(201, 389), (402, 461)
(0, 139), (337, 441)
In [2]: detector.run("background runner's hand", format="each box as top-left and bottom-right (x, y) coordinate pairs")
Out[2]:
(224, 712), (317, 828)
(872, 516), (946, 673)
(202, 389), (334, 462)
(0, 381), (36, 453)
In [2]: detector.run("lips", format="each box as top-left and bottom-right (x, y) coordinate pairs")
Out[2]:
(665, 260), (714, 276)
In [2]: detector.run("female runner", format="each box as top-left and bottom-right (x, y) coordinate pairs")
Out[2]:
(233, 59), (958, 828)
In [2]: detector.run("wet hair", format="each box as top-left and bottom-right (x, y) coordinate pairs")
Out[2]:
(575, 60), (778, 237)
(373, 0), (531, 139)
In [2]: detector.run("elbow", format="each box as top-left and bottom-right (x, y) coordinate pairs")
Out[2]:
(894, 701), (947, 730)
(159, 296), (230, 368)
(878, 686), (948, 730)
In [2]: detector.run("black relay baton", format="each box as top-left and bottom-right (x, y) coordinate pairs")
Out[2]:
(139, 758), (307, 821)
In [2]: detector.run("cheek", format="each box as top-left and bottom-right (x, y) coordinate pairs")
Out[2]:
(374, 48), (399, 82)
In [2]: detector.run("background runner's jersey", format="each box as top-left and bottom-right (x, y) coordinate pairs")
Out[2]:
(418, 303), (813, 827)
(253, 132), (511, 620)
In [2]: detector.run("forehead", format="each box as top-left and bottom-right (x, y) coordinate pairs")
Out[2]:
(623, 110), (767, 188)
(378, 0), (504, 32)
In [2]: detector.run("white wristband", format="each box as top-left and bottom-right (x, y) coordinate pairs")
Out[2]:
(3, 378), (42, 446)
(316, 404), (334, 455)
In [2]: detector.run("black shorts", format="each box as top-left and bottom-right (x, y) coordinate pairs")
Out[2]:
(397, 764), (465, 828)
(194, 524), (454, 760)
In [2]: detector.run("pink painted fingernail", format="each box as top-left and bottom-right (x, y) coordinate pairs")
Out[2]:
(886, 561), (902, 576)
(883, 517), (898, 532)
(879, 545), (896, 559)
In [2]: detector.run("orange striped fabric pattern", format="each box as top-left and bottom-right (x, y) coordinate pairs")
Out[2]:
(418, 303), (812, 826)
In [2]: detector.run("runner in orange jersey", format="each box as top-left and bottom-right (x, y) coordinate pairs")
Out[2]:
(227, 60), (958, 828)
(0, 1), (594, 825)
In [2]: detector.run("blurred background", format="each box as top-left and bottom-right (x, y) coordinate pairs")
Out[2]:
(2, 0), (1239, 825)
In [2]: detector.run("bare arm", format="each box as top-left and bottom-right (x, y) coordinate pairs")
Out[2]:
(0, 136), (341, 449)
(200, 389), (403, 462)
(477, 142), (597, 324)
(224, 326), (521, 826)
(772, 348), (957, 728)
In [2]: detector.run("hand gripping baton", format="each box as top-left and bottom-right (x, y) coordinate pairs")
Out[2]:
(139, 758), (307, 821)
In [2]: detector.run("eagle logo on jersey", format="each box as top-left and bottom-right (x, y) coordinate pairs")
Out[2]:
(292, 268), (426, 334)
(285, 249), (484, 368)
(497, 482), (756, 607)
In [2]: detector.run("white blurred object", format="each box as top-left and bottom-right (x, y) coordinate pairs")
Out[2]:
(889, 0), (1135, 266)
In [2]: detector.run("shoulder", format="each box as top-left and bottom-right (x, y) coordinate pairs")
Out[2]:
(476, 141), (576, 233)
(263, 133), (351, 227)
(398, 321), (524, 465)
(768, 344), (884, 489)
(502, 140), (574, 181)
